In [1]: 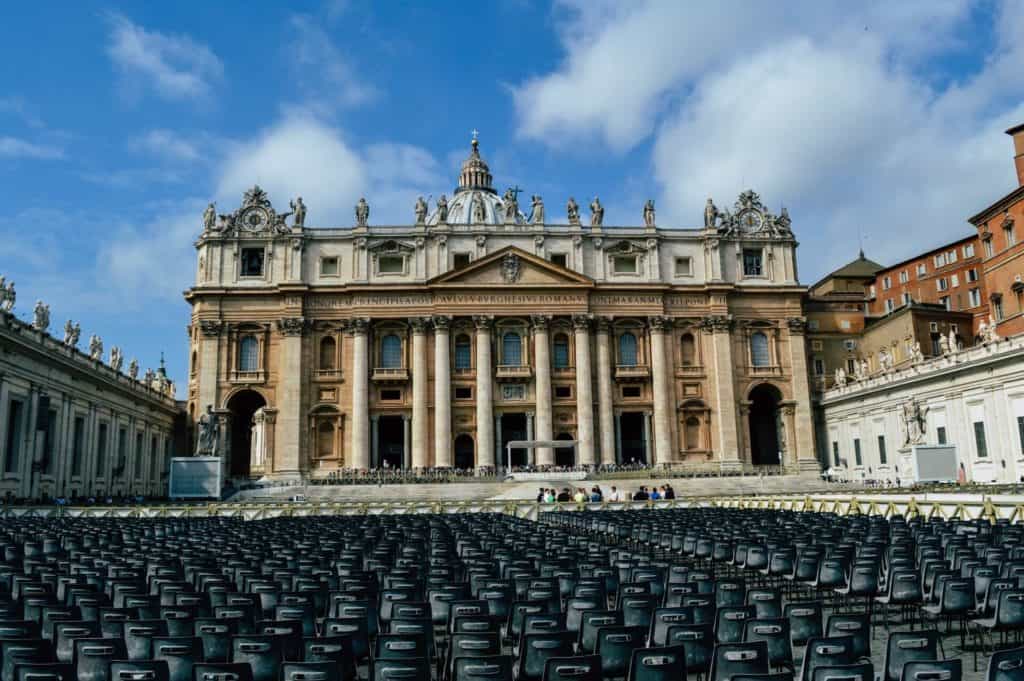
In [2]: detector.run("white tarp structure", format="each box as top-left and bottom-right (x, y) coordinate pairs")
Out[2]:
(910, 445), (959, 483)
(168, 457), (222, 499)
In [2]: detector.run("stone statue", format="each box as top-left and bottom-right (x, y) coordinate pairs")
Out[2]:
(878, 348), (892, 373)
(290, 197), (306, 227)
(354, 197), (369, 227)
(414, 196), (428, 225)
(901, 398), (928, 446)
(166, 380), (175, 397)
(978, 319), (989, 343)
(939, 333), (950, 356)
(128, 358), (139, 380)
(217, 213), (235, 232)
(643, 199), (656, 227)
(196, 405), (219, 455)
(63, 320), (76, 346)
(834, 367), (847, 388)
(109, 346), (123, 372)
(203, 203), (217, 232)
(948, 328), (958, 353)
(704, 198), (718, 228)
(436, 194), (448, 223)
(911, 341), (924, 363)
(987, 315), (1000, 343)
(88, 335), (103, 361)
(529, 195), (545, 225)
(860, 358), (869, 378)
(567, 197), (580, 226)
(144, 368), (155, 385)
(502, 188), (519, 223)
(589, 197), (604, 227)
(472, 193), (486, 223)
(32, 301), (50, 333)
(1, 281), (14, 312)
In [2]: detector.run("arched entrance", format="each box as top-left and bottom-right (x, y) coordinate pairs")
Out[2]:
(555, 433), (575, 467)
(226, 390), (266, 478)
(748, 384), (782, 466)
(454, 434), (474, 470)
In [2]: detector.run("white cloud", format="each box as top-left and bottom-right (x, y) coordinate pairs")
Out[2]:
(514, 0), (1024, 278)
(131, 129), (200, 161)
(287, 14), (376, 111)
(105, 13), (224, 102)
(0, 136), (64, 160)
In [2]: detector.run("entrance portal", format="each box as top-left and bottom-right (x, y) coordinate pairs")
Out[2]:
(226, 390), (267, 478)
(454, 434), (474, 470)
(554, 433), (575, 467)
(499, 413), (528, 467)
(377, 415), (405, 469)
(749, 384), (782, 465)
(620, 412), (646, 465)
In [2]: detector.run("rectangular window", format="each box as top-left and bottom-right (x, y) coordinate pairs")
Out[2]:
(742, 250), (763, 276)
(840, 320), (851, 330)
(320, 257), (339, 276)
(967, 268), (978, 282)
(995, 297), (1004, 320)
(554, 385), (572, 399)
(117, 428), (127, 475)
(454, 386), (472, 400)
(43, 409), (57, 475)
(379, 389), (402, 401)
(674, 257), (693, 277)
(1008, 228), (1017, 247)
(964, 243), (975, 258)
(613, 256), (638, 274)
(813, 358), (825, 376)
(240, 248), (265, 277)
(901, 292), (911, 306)
(71, 416), (85, 476)
(936, 278), (948, 291)
(968, 289), (981, 307)
(948, 250), (958, 264)
(951, 274), (959, 287)
(884, 299), (894, 313)
(502, 384), (525, 401)
(869, 285), (876, 298)
(985, 240), (994, 258)
(937, 426), (947, 444)
(974, 421), (988, 458)
(899, 271), (908, 284)
(378, 255), (404, 274)
(853, 438), (862, 466)
(877, 435), (887, 465)
(916, 263), (927, 277)
(882, 276), (892, 290)
(454, 342), (471, 370)
(134, 432), (143, 478)
(3, 400), (24, 473)
(96, 423), (108, 475)
(621, 386), (641, 399)
(846, 358), (856, 374)
(149, 436), (157, 481)
(549, 253), (567, 268)
(453, 253), (471, 269)
(933, 253), (946, 267)
(832, 441), (840, 467)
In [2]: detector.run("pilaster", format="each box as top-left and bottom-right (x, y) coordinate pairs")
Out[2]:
(573, 314), (595, 466)
(474, 316), (494, 469)
(531, 315), (553, 466)
(350, 318), (370, 470)
(273, 317), (307, 478)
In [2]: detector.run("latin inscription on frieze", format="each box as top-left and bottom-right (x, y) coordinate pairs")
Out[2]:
(667, 295), (706, 308)
(433, 293), (587, 305)
(591, 294), (662, 306)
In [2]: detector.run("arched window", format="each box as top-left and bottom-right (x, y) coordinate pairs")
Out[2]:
(502, 332), (522, 366)
(454, 334), (472, 370)
(190, 350), (197, 375)
(685, 417), (701, 450)
(680, 333), (696, 366)
(619, 333), (638, 366)
(319, 336), (336, 371)
(317, 422), (334, 458)
(553, 333), (570, 368)
(751, 332), (770, 367)
(239, 336), (259, 371)
(381, 334), (402, 368)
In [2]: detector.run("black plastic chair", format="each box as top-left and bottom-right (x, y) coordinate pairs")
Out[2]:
(627, 645), (686, 681)
(231, 635), (283, 681)
(825, 613), (872, 661)
(517, 632), (575, 681)
(280, 662), (341, 681)
(73, 637), (127, 681)
(809, 662), (875, 681)
(109, 660), (171, 681)
(881, 630), (941, 681)
(798, 635), (857, 681)
(708, 640), (770, 681)
(191, 663), (254, 681)
(986, 646), (1024, 681)
(11, 663), (75, 681)
(743, 618), (793, 671)
(541, 655), (602, 681)
(451, 655), (512, 681)
(666, 623), (714, 676)
(594, 625), (646, 679)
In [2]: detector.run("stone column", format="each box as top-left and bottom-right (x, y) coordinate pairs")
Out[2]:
(782, 404), (798, 470)
(410, 318), (429, 469)
(739, 403), (752, 464)
(525, 412), (534, 466)
(703, 315), (741, 470)
(350, 319), (370, 470)
(402, 414), (411, 470)
(474, 317), (495, 469)
(196, 320), (223, 428)
(649, 316), (673, 465)
(786, 317), (820, 473)
(573, 315), (596, 466)
(433, 316), (452, 468)
(614, 412), (623, 465)
(274, 317), (307, 478)
(643, 411), (653, 464)
(495, 414), (503, 468)
(595, 317), (616, 465)
(531, 315), (553, 466)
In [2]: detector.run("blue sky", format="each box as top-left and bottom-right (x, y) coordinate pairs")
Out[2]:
(2, 0), (1023, 391)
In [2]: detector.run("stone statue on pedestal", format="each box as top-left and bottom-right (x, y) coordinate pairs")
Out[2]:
(948, 328), (958, 353)
(109, 346), (123, 372)
(354, 197), (369, 227)
(643, 199), (656, 227)
(128, 358), (139, 380)
(589, 197), (604, 226)
(939, 334), (950, 356)
(290, 197), (306, 227)
(834, 367), (847, 388)
(529, 195), (545, 225)
(436, 194), (448, 223)
(89, 335), (103, 361)
(32, 301), (50, 333)
(203, 203), (217, 232)
(704, 198), (718, 228)
(566, 197), (580, 226)
(0, 281), (14, 312)
(196, 405), (219, 456)
(63, 320), (80, 348)
(414, 196), (428, 225)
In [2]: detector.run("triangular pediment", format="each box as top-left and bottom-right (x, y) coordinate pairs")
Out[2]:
(429, 246), (593, 287)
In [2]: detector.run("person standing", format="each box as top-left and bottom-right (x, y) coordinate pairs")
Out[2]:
(608, 486), (621, 502)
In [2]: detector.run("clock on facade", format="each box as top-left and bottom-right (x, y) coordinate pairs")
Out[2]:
(738, 210), (763, 233)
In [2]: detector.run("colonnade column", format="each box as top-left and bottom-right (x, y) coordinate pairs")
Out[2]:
(595, 317), (616, 465)
(433, 316), (452, 468)
(531, 315), (553, 466)
(410, 318), (429, 469)
(703, 315), (741, 471)
(274, 317), (307, 477)
(648, 316), (673, 465)
(350, 318), (370, 470)
(526, 412), (535, 466)
(474, 316), (495, 468)
(573, 315), (596, 466)
(786, 317), (820, 473)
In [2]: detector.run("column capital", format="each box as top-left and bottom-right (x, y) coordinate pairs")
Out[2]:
(595, 316), (614, 333)
(530, 314), (551, 332)
(473, 315), (493, 331)
(432, 315), (452, 331)
(276, 317), (309, 336)
(786, 316), (808, 334)
(410, 317), (431, 334)
(572, 313), (593, 331)
(647, 315), (670, 333)
(350, 317), (371, 334)
(198, 320), (224, 338)
(699, 314), (734, 334)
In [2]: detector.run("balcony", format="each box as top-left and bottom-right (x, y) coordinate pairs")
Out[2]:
(230, 370), (266, 384)
(496, 364), (532, 381)
(552, 366), (576, 377)
(314, 369), (344, 382)
(675, 365), (704, 377)
(615, 364), (651, 381)
(372, 367), (409, 382)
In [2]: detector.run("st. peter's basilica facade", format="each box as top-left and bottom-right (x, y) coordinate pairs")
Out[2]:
(185, 136), (818, 479)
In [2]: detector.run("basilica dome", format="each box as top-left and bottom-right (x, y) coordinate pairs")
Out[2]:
(426, 135), (527, 226)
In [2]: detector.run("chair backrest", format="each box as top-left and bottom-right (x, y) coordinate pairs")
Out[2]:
(12, 663), (76, 681)
(784, 601), (823, 647)
(715, 605), (756, 644)
(883, 630), (941, 681)
(374, 633), (427, 661)
(800, 636), (858, 681)
(628, 645), (686, 681)
(619, 595), (658, 629)
(810, 663), (875, 681)
(151, 636), (202, 681)
(708, 640), (770, 681)
(666, 622), (714, 673)
(192, 663), (254, 681)
(372, 658), (433, 681)
(109, 660), (171, 681)
(825, 613), (872, 660)
(746, 590), (782, 619)
(302, 637), (355, 681)
(579, 610), (622, 654)
(73, 637), (127, 681)
(742, 618), (792, 669)
(986, 646), (1024, 681)
(518, 632), (575, 681)
(541, 655), (601, 681)
(996, 591), (1024, 627)
(451, 655), (512, 681)
(2, 639), (53, 681)
(649, 607), (694, 647)
(124, 620), (169, 661)
(231, 635), (283, 681)
(280, 662), (340, 681)
(594, 625), (647, 679)
(901, 659), (962, 681)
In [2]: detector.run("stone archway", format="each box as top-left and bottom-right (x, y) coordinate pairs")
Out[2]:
(748, 384), (782, 466)
(226, 390), (267, 478)
(454, 434), (474, 470)
(555, 432), (575, 467)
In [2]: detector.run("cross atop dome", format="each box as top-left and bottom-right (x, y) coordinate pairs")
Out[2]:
(457, 130), (493, 194)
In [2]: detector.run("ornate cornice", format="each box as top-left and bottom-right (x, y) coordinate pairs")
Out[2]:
(699, 315), (734, 334)
(198, 320), (223, 338)
(277, 317), (309, 336)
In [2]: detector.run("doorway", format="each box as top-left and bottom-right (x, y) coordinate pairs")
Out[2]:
(499, 413), (527, 467)
(377, 415), (405, 469)
(226, 390), (266, 478)
(749, 384), (782, 465)
(555, 433), (575, 467)
(454, 434), (475, 470)
(620, 412), (646, 465)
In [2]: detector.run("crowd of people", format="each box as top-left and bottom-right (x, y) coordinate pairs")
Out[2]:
(535, 483), (677, 503)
